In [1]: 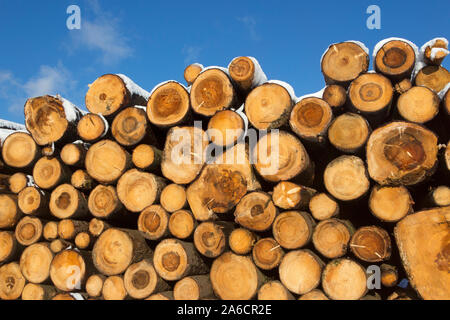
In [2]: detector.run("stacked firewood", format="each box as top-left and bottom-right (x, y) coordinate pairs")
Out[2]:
(0, 37), (449, 300)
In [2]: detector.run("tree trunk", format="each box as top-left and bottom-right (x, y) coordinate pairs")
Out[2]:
(88, 185), (124, 219)
(193, 221), (234, 258)
(258, 280), (294, 300)
(368, 185), (413, 222)
(252, 237), (284, 270)
(184, 63), (203, 86)
(60, 141), (89, 167)
(350, 226), (392, 262)
(374, 39), (416, 81)
(71, 169), (96, 191)
(15, 216), (43, 246)
(19, 242), (53, 283)
(138, 204), (170, 240)
(77, 113), (109, 143)
(168, 209), (197, 240)
(426, 185), (450, 207)
(1, 132), (40, 169)
(49, 183), (89, 219)
(132, 144), (162, 172)
(57, 219), (89, 240)
(228, 56), (267, 92)
(33, 157), (71, 190)
(397, 86), (440, 123)
(415, 65), (450, 93)
(111, 106), (155, 147)
(322, 84), (347, 113)
(312, 219), (353, 259)
(173, 275), (214, 300)
(394, 78), (412, 94)
(228, 228), (257, 255)
(234, 191), (278, 232)
(327, 113), (371, 154)
(308, 193), (340, 221)
(18, 186), (49, 217)
(0, 262), (26, 300)
(272, 181), (316, 210)
(272, 211), (315, 250)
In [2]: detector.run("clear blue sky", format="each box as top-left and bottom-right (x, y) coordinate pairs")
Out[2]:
(0, 0), (449, 123)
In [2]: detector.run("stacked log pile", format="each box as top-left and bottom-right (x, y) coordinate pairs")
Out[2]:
(0, 37), (449, 300)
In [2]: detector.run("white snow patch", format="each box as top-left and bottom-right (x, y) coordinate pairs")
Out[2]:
(134, 105), (147, 112)
(116, 74), (151, 100)
(227, 56), (268, 89)
(0, 120), (26, 131)
(430, 47), (449, 60)
(26, 175), (36, 187)
(70, 293), (85, 300)
(201, 66), (230, 76)
(55, 95), (85, 122)
(266, 80), (297, 101)
(190, 63), (204, 69)
(295, 87), (327, 103)
(233, 104), (249, 139)
(438, 83), (450, 100)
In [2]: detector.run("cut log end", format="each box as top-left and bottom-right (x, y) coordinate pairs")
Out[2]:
(328, 113), (370, 153)
(258, 280), (294, 300)
(102, 276), (127, 300)
(309, 193), (339, 220)
(168, 210), (196, 240)
(312, 219), (352, 259)
(375, 40), (416, 80)
(61, 143), (86, 167)
(77, 113), (107, 142)
(184, 63), (203, 86)
(49, 184), (88, 219)
(193, 222), (228, 258)
(299, 289), (329, 300)
(49, 249), (87, 292)
(124, 259), (168, 300)
(252, 238), (284, 270)
(173, 275), (214, 300)
(8, 173), (28, 194)
(21, 283), (56, 300)
(2, 132), (38, 168)
(88, 218), (110, 237)
(369, 185), (413, 222)
(0, 194), (22, 229)
(15, 216), (42, 246)
(431, 186), (450, 207)
(138, 205), (169, 240)
(18, 186), (48, 216)
(86, 274), (105, 298)
(397, 86), (440, 123)
(272, 181), (316, 210)
(207, 110), (244, 147)
(71, 169), (95, 191)
(322, 85), (347, 109)
(132, 144), (161, 171)
(272, 211), (314, 250)
(160, 184), (187, 213)
(350, 226), (392, 262)
(88, 184), (122, 219)
(112, 106), (152, 147)
(0, 262), (26, 300)
(235, 192), (277, 232)
(33, 157), (68, 190)
(415, 65), (450, 93)
(19, 243), (53, 284)
(229, 228), (256, 255)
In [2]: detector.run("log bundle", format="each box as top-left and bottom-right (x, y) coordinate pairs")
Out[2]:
(0, 37), (449, 301)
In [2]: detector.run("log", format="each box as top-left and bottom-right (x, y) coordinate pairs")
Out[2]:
(19, 242), (53, 283)
(138, 204), (170, 240)
(88, 218), (111, 237)
(350, 226), (392, 262)
(374, 39), (416, 80)
(394, 78), (412, 94)
(1, 132), (40, 169)
(160, 184), (187, 213)
(147, 81), (191, 127)
(234, 191), (277, 232)
(415, 65), (450, 93)
(132, 144), (162, 172)
(368, 185), (413, 222)
(43, 221), (58, 241)
(21, 283), (57, 300)
(252, 237), (284, 270)
(49, 183), (88, 219)
(228, 56), (267, 92)
(321, 41), (369, 86)
(322, 85), (347, 112)
(85, 73), (150, 117)
(0, 173), (11, 193)
(60, 141), (88, 167)
(0, 119), (26, 131)
(278, 250), (324, 295)
(272, 181), (316, 210)
(257, 280), (294, 300)
(323, 155), (370, 201)
(228, 228), (257, 255)
(124, 259), (170, 300)
(308, 193), (340, 221)
(41, 144), (56, 157)
(49, 239), (72, 254)
(397, 86), (440, 123)
(111, 106), (155, 147)
(312, 219), (353, 259)
(93, 228), (150, 276)
(298, 289), (329, 300)
(75, 232), (92, 250)
(422, 38), (448, 65)
(190, 68), (237, 117)
(77, 113), (109, 143)
(168, 209), (197, 240)
(327, 113), (371, 154)
(245, 82), (294, 129)
(0, 262), (26, 300)
(0, 194), (23, 229)
(184, 63), (203, 86)
(427, 185), (450, 207)
(8, 173), (31, 194)
(15, 216), (43, 246)
(289, 97), (333, 145)
(348, 73), (393, 123)
(88, 185), (123, 219)
(102, 275), (128, 300)
(51, 293), (76, 300)
(161, 126), (209, 185)
(32, 156), (71, 190)
(18, 186), (49, 216)
(207, 110), (245, 147)
(153, 238), (209, 281)
(58, 219), (89, 240)
(146, 291), (174, 300)
(117, 169), (166, 212)
(210, 252), (266, 300)
(173, 275), (214, 300)
(0, 231), (22, 264)
(387, 290), (414, 300)
(366, 121), (438, 186)
(272, 211), (315, 250)
(85, 139), (132, 184)
(394, 206), (450, 299)
(322, 258), (368, 300)
(193, 221), (234, 258)
(85, 274), (106, 298)
(381, 264), (398, 288)
(71, 169), (96, 191)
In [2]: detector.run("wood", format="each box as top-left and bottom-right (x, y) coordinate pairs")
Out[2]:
(444, 89), (450, 117)
(350, 226), (392, 262)
(299, 289), (329, 300)
(138, 204), (170, 240)
(60, 142), (88, 167)
(394, 206), (450, 299)
(51, 293), (76, 300)
(49, 239), (72, 254)
(102, 275), (128, 300)
(85, 139), (132, 184)
(112, 106), (154, 147)
(397, 86), (440, 123)
(0, 231), (22, 264)
(49, 183), (88, 219)
(312, 219), (353, 259)
(190, 68), (237, 117)
(93, 228), (150, 276)
(369, 185), (413, 222)
(161, 126), (209, 184)
(0, 173), (11, 193)
(168, 210), (196, 240)
(0, 194), (22, 229)
(381, 264), (398, 287)
(24, 95), (84, 146)
(117, 169), (166, 212)
(1, 132), (40, 169)
(278, 250), (324, 295)
(124, 259), (169, 300)
(0, 262), (26, 300)
(88, 184), (123, 219)
(245, 82), (293, 129)
(321, 41), (369, 86)
(229, 56), (266, 92)
(43, 221), (58, 240)
(85, 274), (106, 298)
(348, 73), (393, 123)
(324, 155), (370, 201)
(160, 184), (187, 213)
(394, 78), (412, 94)
(153, 238), (209, 281)
(272, 181), (316, 210)
(322, 258), (368, 300)
(58, 219), (89, 240)
(290, 97), (333, 144)
(428, 186), (450, 207)
(88, 218), (111, 237)
(15, 216), (43, 246)
(173, 275), (214, 300)
(328, 113), (371, 154)
(207, 110), (245, 147)
(258, 280), (294, 300)
(415, 65), (450, 93)
(423, 39), (448, 65)
(77, 113), (109, 143)
(18, 186), (49, 216)
(21, 283), (56, 300)
(147, 81), (191, 127)
(19, 242), (53, 283)
(309, 193), (339, 220)
(33, 157), (70, 190)
(41, 144), (56, 157)
(8, 173), (30, 194)
(229, 228), (257, 255)
(71, 169), (95, 191)
(210, 252), (266, 300)
(184, 63), (203, 86)
(75, 232), (92, 249)
(366, 121), (438, 186)
(252, 237), (284, 270)
(374, 40), (416, 80)
(322, 85), (347, 112)
(272, 211), (315, 249)
(193, 221), (233, 258)
(85, 73), (149, 117)
(234, 191), (277, 232)
(132, 144), (162, 172)
(145, 291), (173, 300)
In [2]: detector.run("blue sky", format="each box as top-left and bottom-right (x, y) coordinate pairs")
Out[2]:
(0, 0), (449, 123)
